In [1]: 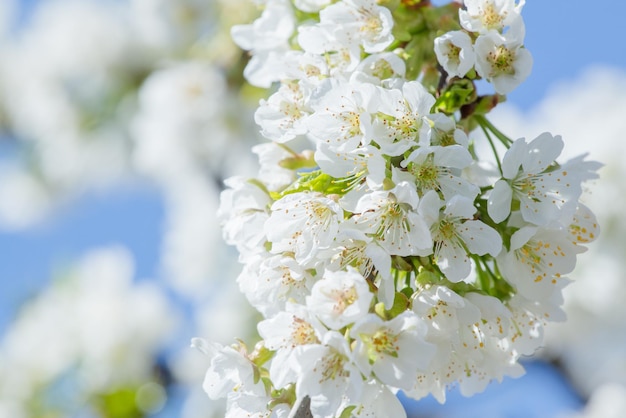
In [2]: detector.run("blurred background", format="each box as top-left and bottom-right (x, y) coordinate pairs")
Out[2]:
(0, 0), (625, 417)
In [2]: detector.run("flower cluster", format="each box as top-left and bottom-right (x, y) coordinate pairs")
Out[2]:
(195, 1), (601, 417)
(435, 0), (532, 93)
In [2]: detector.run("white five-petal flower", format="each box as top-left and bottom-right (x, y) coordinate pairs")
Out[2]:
(351, 311), (435, 391)
(306, 267), (373, 330)
(421, 192), (502, 282)
(434, 30), (476, 78)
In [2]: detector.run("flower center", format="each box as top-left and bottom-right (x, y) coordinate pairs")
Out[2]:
(328, 285), (358, 314)
(481, 4), (506, 30)
(487, 46), (516, 76)
(408, 156), (441, 192)
(362, 328), (399, 364)
(291, 317), (319, 346)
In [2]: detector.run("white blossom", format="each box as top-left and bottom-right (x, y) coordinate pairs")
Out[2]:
(499, 225), (584, 300)
(293, 331), (363, 418)
(318, 0), (394, 54)
(398, 144), (479, 201)
(434, 30), (476, 78)
(231, 0), (295, 87)
(421, 192), (502, 282)
(460, 0), (526, 36)
(366, 81), (436, 155)
(264, 192), (344, 266)
(306, 267), (373, 330)
(255, 80), (313, 143)
(488, 132), (598, 226)
(351, 311), (435, 391)
(350, 182), (433, 257)
(474, 30), (532, 94)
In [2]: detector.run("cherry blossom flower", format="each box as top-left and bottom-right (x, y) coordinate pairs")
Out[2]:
(474, 30), (532, 94)
(366, 81), (436, 155)
(264, 192), (344, 266)
(350, 182), (433, 257)
(351, 311), (435, 391)
(421, 192), (502, 282)
(487, 132), (596, 226)
(460, 0), (526, 36)
(306, 267), (373, 330)
(434, 30), (476, 78)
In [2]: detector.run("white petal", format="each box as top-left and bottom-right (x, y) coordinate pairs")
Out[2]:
(501, 137), (527, 179)
(444, 195), (476, 219)
(458, 220), (503, 257)
(437, 241), (471, 282)
(487, 179), (513, 223)
(522, 132), (563, 174)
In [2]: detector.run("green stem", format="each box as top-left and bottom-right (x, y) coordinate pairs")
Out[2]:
(472, 255), (492, 293)
(475, 115), (513, 147)
(479, 123), (504, 176)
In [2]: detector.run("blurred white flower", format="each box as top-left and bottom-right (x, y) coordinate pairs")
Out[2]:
(0, 163), (53, 229)
(0, 247), (177, 414)
(131, 0), (218, 54)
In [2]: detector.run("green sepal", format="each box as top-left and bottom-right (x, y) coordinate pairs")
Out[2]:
(473, 94), (506, 116)
(374, 291), (410, 320)
(278, 152), (317, 171)
(250, 344), (275, 369)
(338, 405), (358, 418)
(415, 269), (440, 288)
(392, 256), (414, 272)
(268, 384), (296, 410)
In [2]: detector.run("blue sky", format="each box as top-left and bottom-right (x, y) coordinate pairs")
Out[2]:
(1, 1), (625, 416)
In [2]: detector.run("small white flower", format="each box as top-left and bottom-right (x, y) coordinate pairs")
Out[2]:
(293, 331), (363, 418)
(399, 144), (479, 201)
(351, 182), (433, 257)
(349, 380), (407, 418)
(351, 311), (435, 391)
(257, 303), (325, 387)
(428, 113), (470, 147)
(507, 278), (569, 355)
(366, 81), (436, 156)
(231, 0), (295, 87)
(487, 132), (592, 226)
(567, 203), (600, 246)
(322, 226), (391, 282)
(434, 30), (476, 78)
(306, 80), (373, 153)
(422, 192), (502, 282)
(409, 285), (482, 402)
(192, 338), (266, 400)
(306, 267), (373, 330)
(319, 0), (394, 54)
(314, 144), (386, 193)
(218, 177), (272, 260)
(252, 142), (297, 192)
(499, 225), (584, 300)
(248, 254), (315, 316)
(351, 52), (406, 87)
(255, 80), (313, 143)
(460, 0), (525, 36)
(297, 23), (362, 76)
(265, 192), (344, 266)
(474, 30), (532, 94)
